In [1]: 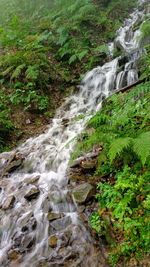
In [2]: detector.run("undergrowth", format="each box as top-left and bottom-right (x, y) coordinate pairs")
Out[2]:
(72, 80), (150, 266)
(0, 0), (137, 151)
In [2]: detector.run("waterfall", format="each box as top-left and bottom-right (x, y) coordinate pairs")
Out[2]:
(0, 1), (148, 267)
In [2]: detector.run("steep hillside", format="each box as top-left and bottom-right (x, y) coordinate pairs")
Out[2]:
(0, 0), (137, 151)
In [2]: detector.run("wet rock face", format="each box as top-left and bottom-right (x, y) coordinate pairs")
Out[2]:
(72, 183), (95, 204)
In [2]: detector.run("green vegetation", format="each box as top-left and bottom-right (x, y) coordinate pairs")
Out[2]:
(72, 16), (150, 264)
(73, 81), (150, 266)
(0, 0), (137, 151)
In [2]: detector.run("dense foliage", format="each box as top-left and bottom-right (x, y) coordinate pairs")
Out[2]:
(0, 0), (137, 151)
(72, 81), (150, 266)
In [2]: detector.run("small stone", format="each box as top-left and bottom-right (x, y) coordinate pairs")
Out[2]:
(47, 212), (63, 222)
(80, 158), (97, 169)
(24, 175), (40, 185)
(24, 186), (40, 201)
(2, 196), (15, 210)
(48, 235), (58, 248)
(72, 183), (95, 204)
(26, 119), (31, 125)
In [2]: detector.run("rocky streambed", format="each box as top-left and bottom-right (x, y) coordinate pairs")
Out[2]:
(0, 151), (108, 267)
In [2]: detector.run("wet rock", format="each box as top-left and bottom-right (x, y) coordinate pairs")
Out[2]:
(77, 205), (85, 213)
(2, 195), (15, 210)
(68, 168), (88, 183)
(80, 158), (97, 170)
(18, 211), (33, 227)
(8, 249), (21, 261)
(13, 232), (35, 252)
(48, 235), (58, 248)
(62, 118), (69, 127)
(24, 186), (40, 201)
(21, 216), (37, 232)
(52, 202), (76, 213)
(38, 260), (49, 267)
(47, 212), (63, 222)
(48, 191), (63, 204)
(59, 229), (72, 248)
(0, 152), (24, 178)
(118, 55), (129, 67)
(50, 216), (72, 232)
(0, 179), (9, 188)
(72, 183), (95, 204)
(114, 39), (125, 52)
(24, 175), (40, 185)
(70, 148), (102, 169)
(21, 234), (35, 250)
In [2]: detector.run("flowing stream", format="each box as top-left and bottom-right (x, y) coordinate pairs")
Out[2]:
(0, 1), (148, 266)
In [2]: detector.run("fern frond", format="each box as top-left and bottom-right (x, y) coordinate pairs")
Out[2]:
(1, 66), (14, 76)
(133, 132), (150, 165)
(11, 64), (26, 79)
(25, 65), (39, 80)
(109, 137), (132, 163)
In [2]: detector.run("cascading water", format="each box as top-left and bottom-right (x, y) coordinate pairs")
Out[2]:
(0, 1), (148, 266)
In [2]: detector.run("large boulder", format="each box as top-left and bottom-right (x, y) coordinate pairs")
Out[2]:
(72, 183), (95, 204)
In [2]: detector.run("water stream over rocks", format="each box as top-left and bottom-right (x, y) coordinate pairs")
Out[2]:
(0, 1), (148, 266)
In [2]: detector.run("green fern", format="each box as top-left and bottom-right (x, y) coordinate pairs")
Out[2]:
(109, 132), (150, 165)
(25, 65), (39, 80)
(11, 63), (26, 79)
(109, 137), (132, 163)
(1, 66), (14, 76)
(133, 132), (150, 165)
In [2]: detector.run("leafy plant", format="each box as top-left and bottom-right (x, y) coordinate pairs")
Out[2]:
(72, 81), (150, 265)
(109, 132), (150, 165)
